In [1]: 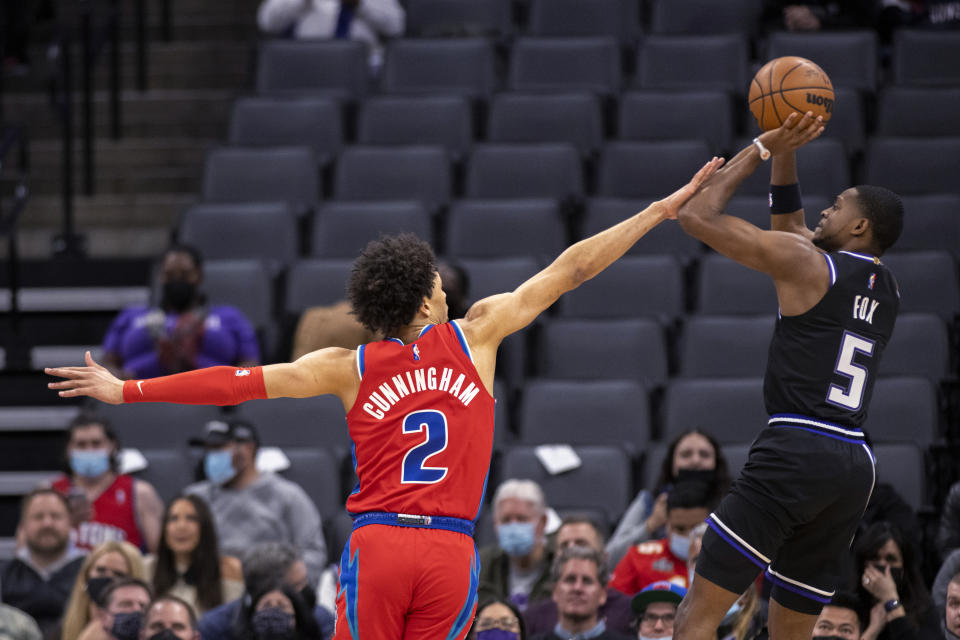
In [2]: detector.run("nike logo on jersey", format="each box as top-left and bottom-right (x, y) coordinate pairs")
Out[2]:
(853, 295), (879, 325)
(136, 380), (144, 395)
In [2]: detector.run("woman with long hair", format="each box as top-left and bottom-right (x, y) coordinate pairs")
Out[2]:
(854, 521), (939, 640)
(145, 494), (243, 614)
(60, 541), (145, 640)
(607, 429), (733, 566)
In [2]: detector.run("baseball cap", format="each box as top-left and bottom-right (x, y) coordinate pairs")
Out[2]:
(188, 419), (259, 447)
(631, 581), (687, 616)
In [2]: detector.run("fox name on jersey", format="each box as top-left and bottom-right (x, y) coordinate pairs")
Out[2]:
(360, 366), (482, 420)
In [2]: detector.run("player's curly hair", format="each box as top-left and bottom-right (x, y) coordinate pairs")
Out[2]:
(347, 233), (437, 336)
(854, 185), (903, 255)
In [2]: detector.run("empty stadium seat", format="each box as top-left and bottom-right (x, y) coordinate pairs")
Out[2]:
(465, 144), (584, 201)
(444, 199), (566, 260)
(597, 141), (712, 199)
(134, 448), (198, 503)
(280, 447), (343, 518)
(662, 378), (767, 444)
(508, 37), (622, 97)
(582, 198), (704, 260)
(460, 258), (541, 301)
(311, 202), (432, 259)
(897, 195), (960, 257)
(881, 251), (960, 321)
(695, 254), (777, 315)
(650, 0), (758, 35)
(204, 260), (276, 338)
(237, 396), (351, 451)
(736, 138), (850, 197)
(893, 30), (960, 86)
(873, 443), (925, 510)
(256, 40), (368, 101)
(333, 146), (452, 213)
(526, 0), (640, 43)
(228, 97), (343, 166)
(537, 318), (668, 387)
(766, 30), (879, 94)
(202, 147), (319, 212)
(865, 377), (939, 446)
(865, 137), (960, 196)
(879, 313), (950, 382)
(558, 255), (685, 321)
(877, 87), (960, 137)
(679, 315), (775, 378)
(381, 39), (497, 99)
(97, 404), (222, 449)
(356, 95), (474, 160)
(618, 90), (734, 155)
(487, 93), (604, 156)
(635, 35), (749, 96)
(722, 443), (752, 479)
(179, 203), (298, 273)
(284, 259), (354, 313)
(405, 0), (512, 38)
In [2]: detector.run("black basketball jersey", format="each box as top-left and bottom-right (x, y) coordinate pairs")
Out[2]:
(763, 251), (900, 428)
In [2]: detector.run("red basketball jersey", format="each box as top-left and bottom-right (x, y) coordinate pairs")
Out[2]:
(345, 322), (495, 521)
(52, 474), (145, 551)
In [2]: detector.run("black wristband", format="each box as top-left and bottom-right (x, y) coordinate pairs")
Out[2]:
(770, 183), (803, 214)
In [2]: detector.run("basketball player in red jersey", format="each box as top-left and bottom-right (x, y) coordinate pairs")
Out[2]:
(46, 157), (722, 640)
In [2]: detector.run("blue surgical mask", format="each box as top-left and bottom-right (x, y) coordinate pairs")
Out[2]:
(497, 521), (536, 557)
(70, 450), (111, 478)
(204, 450), (236, 484)
(640, 636), (672, 640)
(669, 532), (691, 560)
(477, 631), (519, 640)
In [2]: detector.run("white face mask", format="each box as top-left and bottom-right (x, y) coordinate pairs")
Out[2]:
(639, 636), (672, 640)
(669, 532), (691, 560)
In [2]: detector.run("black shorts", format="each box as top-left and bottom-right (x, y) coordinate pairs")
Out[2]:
(696, 414), (876, 615)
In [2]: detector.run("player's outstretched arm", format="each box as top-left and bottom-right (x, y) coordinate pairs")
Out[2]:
(461, 157), (724, 348)
(769, 150), (814, 239)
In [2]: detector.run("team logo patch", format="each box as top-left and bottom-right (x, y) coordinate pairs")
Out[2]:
(652, 558), (674, 572)
(412, 345), (421, 361)
(868, 273), (876, 290)
(236, 369), (251, 377)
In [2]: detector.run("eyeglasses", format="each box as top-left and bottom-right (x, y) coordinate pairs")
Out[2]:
(475, 616), (521, 631)
(641, 613), (676, 626)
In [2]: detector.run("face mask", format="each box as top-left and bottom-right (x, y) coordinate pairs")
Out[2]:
(204, 450), (236, 484)
(890, 567), (904, 590)
(86, 576), (114, 606)
(71, 450), (111, 478)
(110, 611), (144, 640)
(161, 280), (197, 313)
(497, 522), (536, 557)
(670, 532), (691, 560)
(675, 468), (716, 484)
(252, 608), (295, 639)
(299, 584), (317, 611)
(146, 630), (181, 640)
(477, 631), (519, 640)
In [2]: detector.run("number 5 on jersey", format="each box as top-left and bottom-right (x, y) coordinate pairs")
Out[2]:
(401, 410), (449, 484)
(827, 330), (875, 411)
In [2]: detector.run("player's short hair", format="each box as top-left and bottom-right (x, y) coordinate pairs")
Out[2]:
(146, 595), (198, 629)
(853, 185), (903, 255)
(826, 591), (866, 632)
(347, 233), (438, 336)
(493, 479), (546, 516)
(551, 544), (609, 586)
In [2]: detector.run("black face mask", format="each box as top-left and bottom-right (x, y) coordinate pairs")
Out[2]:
(161, 280), (197, 312)
(86, 576), (114, 606)
(146, 630), (181, 640)
(299, 584), (317, 611)
(890, 566), (905, 590)
(675, 468), (717, 484)
(110, 611), (144, 640)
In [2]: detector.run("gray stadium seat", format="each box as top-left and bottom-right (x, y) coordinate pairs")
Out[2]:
(865, 137), (960, 196)
(893, 30), (960, 86)
(881, 251), (960, 321)
(526, 0), (640, 43)
(877, 87), (960, 137)
(279, 447), (343, 518)
(487, 93), (604, 156)
(879, 313), (950, 382)
(518, 379), (651, 451)
(444, 199), (566, 261)
(311, 202), (432, 259)
(636, 35), (749, 96)
(618, 90), (735, 155)
(203, 260), (275, 336)
(356, 96), (474, 160)
(492, 378), (512, 448)
(333, 146), (451, 213)
(465, 144), (584, 201)
(537, 318), (669, 387)
(508, 37), (622, 97)
(898, 195), (960, 258)
(202, 147), (319, 212)
(873, 443), (925, 510)
(237, 396), (351, 452)
(736, 138), (850, 197)
(179, 203), (298, 273)
(864, 377), (939, 446)
(678, 315), (775, 378)
(695, 253), (777, 315)
(381, 38), (497, 99)
(499, 445), (632, 528)
(722, 443), (752, 480)
(134, 448), (197, 503)
(597, 141), (712, 199)
(650, 0), (758, 35)
(582, 198), (704, 260)
(405, 0), (513, 38)
(766, 30), (879, 93)
(284, 259), (354, 313)
(558, 255), (685, 321)
(256, 40), (368, 101)
(97, 404), (222, 449)
(662, 377), (767, 444)
(228, 97), (343, 166)
(460, 258), (541, 301)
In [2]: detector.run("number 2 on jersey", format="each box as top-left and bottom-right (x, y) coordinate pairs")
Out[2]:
(827, 330), (875, 410)
(401, 410), (448, 484)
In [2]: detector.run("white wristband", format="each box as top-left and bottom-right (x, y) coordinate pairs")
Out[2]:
(753, 137), (771, 161)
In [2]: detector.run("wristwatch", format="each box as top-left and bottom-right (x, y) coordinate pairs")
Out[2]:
(883, 599), (901, 613)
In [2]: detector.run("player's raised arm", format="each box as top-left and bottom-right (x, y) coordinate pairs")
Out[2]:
(769, 150), (814, 239)
(460, 156), (724, 349)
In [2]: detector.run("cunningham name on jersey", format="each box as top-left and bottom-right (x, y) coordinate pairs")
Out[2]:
(361, 366), (481, 420)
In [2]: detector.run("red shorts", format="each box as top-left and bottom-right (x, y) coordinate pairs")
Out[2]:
(334, 524), (479, 640)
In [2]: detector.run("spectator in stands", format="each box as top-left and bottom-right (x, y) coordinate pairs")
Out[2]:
(937, 481), (960, 560)
(184, 419), (327, 583)
(469, 597), (528, 640)
(51, 413), (163, 554)
(0, 603), (42, 640)
(530, 546), (631, 640)
(610, 481), (713, 597)
(812, 592), (864, 640)
(761, 1), (878, 32)
(238, 583), (322, 640)
(0, 489), (85, 634)
(60, 541), (146, 640)
(853, 521), (940, 640)
(525, 517), (633, 636)
(878, 0), (960, 42)
(942, 569), (960, 640)
(630, 581), (686, 640)
(932, 550), (960, 640)
(96, 578), (152, 640)
(607, 429), (731, 567)
(256, 0), (405, 70)
(140, 595), (199, 640)
(144, 495), (244, 615)
(198, 542), (334, 640)
(102, 244), (259, 380)
(860, 483), (922, 559)
(479, 479), (554, 611)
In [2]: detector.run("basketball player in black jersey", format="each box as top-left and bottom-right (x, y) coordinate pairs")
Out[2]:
(669, 111), (904, 640)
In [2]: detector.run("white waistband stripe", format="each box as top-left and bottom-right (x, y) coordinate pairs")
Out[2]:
(767, 567), (835, 597)
(709, 514), (771, 564)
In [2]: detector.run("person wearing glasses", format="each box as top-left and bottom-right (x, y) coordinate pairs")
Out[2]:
(632, 582), (687, 640)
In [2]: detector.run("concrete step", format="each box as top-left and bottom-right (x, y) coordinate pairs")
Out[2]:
(5, 222), (181, 260)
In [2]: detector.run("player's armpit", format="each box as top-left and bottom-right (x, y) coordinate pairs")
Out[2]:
(262, 347), (360, 402)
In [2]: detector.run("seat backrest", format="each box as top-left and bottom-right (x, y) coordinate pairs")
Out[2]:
(284, 259), (354, 313)
(508, 37), (622, 96)
(203, 259), (274, 330)
(864, 377), (938, 447)
(134, 448), (198, 503)
(636, 35), (749, 95)
(865, 137), (960, 196)
(893, 30), (960, 86)
(721, 443), (751, 479)
(558, 255), (685, 321)
(597, 140), (712, 199)
(881, 251), (960, 320)
(256, 40), (368, 101)
(487, 92), (604, 156)
(618, 90), (734, 155)
(766, 30), (878, 93)
(228, 97), (343, 162)
(650, 0), (758, 35)
(736, 138), (849, 197)
(311, 201), (432, 259)
(445, 199), (566, 260)
(583, 198), (704, 259)
(405, 0), (513, 38)
(872, 443), (925, 510)
(695, 253), (777, 315)
(465, 143), (584, 200)
(333, 146), (452, 210)
(98, 404), (222, 449)
(202, 147), (318, 208)
(877, 87), (960, 137)
(357, 95), (474, 159)
(879, 313), (949, 382)
(461, 258), (541, 302)
(678, 315), (775, 378)
(662, 377), (767, 444)
(526, 0), (640, 43)
(237, 396), (351, 451)
(897, 194), (960, 258)
(381, 38), (497, 98)
(279, 447), (343, 518)
(179, 203), (298, 270)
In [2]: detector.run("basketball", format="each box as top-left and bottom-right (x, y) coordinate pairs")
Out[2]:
(748, 56), (834, 131)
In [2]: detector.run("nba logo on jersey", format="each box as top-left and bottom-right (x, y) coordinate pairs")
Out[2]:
(868, 273), (876, 290)
(412, 345), (421, 361)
